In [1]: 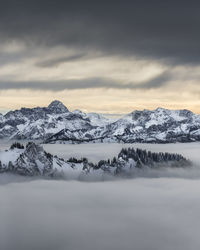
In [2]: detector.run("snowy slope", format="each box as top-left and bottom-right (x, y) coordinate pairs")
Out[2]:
(72, 109), (111, 126)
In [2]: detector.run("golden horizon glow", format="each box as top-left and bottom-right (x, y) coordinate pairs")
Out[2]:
(1, 87), (200, 115)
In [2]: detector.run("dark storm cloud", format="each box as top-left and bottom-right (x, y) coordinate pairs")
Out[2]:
(0, 72), (171, 91)
(0, 0), (200, 65)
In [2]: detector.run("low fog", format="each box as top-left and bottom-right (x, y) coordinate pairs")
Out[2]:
(1, 178), (200, 250)
(42, 142), (200, 164)
(42, 142), (200, 180)
(1, 142), (200, 250)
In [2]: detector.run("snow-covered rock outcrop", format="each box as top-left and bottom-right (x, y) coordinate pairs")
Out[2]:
(0, 142), (191, 178)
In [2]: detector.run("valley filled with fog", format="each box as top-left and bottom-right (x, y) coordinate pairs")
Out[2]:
(43, 141), (200, 164)
(1, 142), (200, 250)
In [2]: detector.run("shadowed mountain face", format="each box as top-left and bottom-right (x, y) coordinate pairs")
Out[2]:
(0, 142), (190, 179)
(1, 101), (200, 143)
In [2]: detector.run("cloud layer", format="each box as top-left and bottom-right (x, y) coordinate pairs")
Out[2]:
(1, 142), (200, 250)
(1, 178), (200, 250)
(1, 1), (200, 64)
(0, 1), (200, 112)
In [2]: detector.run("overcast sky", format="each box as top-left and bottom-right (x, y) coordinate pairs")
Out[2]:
(1, 0), (200, 113)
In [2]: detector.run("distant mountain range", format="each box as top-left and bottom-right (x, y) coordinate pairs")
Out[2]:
(1, 100), (200, 143)
(0, 142), (190, 178)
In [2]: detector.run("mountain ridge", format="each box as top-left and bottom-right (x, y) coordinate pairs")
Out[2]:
(0, 142), (191, 178)
(1, 100), (200, 143)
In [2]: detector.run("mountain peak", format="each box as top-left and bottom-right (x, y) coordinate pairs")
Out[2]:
(48, 100), (69, 113)
(155, 107), (168, 112)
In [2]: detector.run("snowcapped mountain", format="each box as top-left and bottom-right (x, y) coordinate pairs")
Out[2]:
(45, 106), (200, 143)
(107, 108), (200, 143)
(0, 142), (190, 178)
(0, 100), (102, 140)
(98, 108), (200, 143)
(1, 101), (200, 143)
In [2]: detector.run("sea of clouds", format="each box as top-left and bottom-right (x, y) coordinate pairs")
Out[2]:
(1, 142), (200, 250)
(1, 178), (200, 250)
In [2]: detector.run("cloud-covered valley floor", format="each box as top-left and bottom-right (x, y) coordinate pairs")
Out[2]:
(1, 142), (200, 250)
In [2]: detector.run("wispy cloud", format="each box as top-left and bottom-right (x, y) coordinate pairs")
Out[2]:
(0, 72), (171, 91)
(36, 53), (87, 67)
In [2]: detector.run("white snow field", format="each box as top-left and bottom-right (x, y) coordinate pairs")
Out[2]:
(0, 142), (200, 250)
